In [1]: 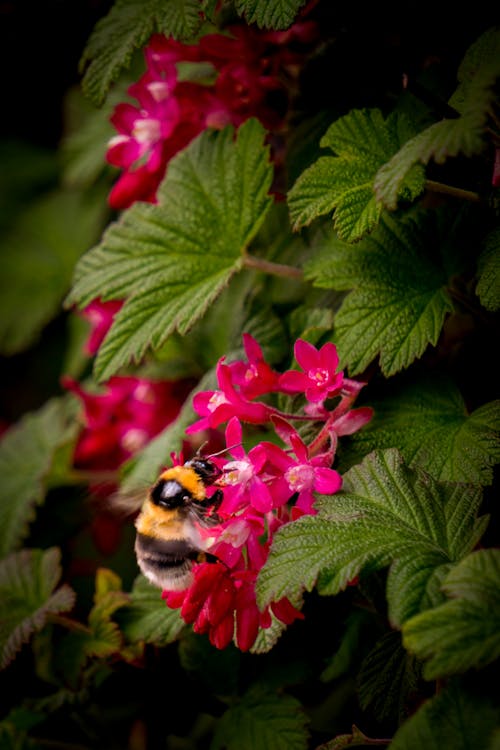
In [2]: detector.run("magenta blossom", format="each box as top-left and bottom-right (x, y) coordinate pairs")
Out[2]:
(260, 429), (342, 516)
(279, 339), (344, 403)
(227, 333), (282, 399)
(186, 360), (273, 434)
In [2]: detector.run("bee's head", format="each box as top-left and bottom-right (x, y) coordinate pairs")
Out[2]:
(185, 457), (222, 486)
(150, 478), (188, 509)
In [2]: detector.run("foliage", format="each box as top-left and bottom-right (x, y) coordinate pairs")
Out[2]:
(0, 2), (499, 749)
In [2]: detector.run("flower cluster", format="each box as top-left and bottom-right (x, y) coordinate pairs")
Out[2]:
(163, 334), (373, 651)
(106, 20), (318, 209)
(63, 300), (195, 554)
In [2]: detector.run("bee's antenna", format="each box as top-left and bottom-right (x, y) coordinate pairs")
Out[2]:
(206, 443), (242, 459)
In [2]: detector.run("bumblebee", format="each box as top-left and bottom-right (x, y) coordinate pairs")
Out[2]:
(134, 456), (224, 591)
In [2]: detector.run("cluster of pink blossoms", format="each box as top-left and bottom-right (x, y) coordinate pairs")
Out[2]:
(162, 334), (373, 651)
(106, 20), (318, 209)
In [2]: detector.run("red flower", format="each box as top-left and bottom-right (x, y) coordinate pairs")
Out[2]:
(63, 376), (193, 471)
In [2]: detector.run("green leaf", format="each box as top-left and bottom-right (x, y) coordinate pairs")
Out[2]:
(345, 374), (500, 485)
(402, 549), (500, 679)
(118, 575), (185, 645)
(67, 120), (273, 381)
(211, 686), (309, 750)
(80, 0), (202, 106)
(257, 449), (487, 628)
(476, 228), (500, 311)
(55, 569), (130, 684)
(234, 0), (307, 29)
(0, 398), (79, 558)
(0, 548), (75, 669)
(357, 631), (421, 722)
(376, 34), (500, 210)
(288, 109), (424, 241)
(449, 27), (500, 112)
(0, 189), (108, 355)
(389, 680), (500, 750)
(304, 211), (456, 376)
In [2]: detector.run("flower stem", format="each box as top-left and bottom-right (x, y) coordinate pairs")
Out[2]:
(425, 179), (482, 203)
(243, 253), (304, 280)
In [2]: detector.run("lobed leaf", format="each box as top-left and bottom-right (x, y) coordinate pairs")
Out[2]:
(118, 575), (185, 646)
(0, 548), (75, 669)
(402, 549), (500, 679)
(476, 228), (500, 311)
(235, 0), (307, 29)
(288, 109), (424, 241)
(67, 120), (273, 381)
(257, 449), (487, 627)
(304, 211), (457, 376)
(211, 686), (309, 750)
(80, 0), (202, 106)
(389, 680), (500, 750)
(0, 398), (79, 558)
(345, 373), (500, 485)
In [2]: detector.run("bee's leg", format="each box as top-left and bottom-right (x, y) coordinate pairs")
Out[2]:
(209, 489), (223, 513)
(197, 489), (224, 523)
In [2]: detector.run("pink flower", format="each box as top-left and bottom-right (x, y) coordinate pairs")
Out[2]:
(216, 417), (276, 514)
(259, 428), (342, 516)
(279, 340), (344, 403)
(80, 298), (123, 355)
(187, 360), (273, 433)
(227, 333), (281, 399)
(106, 21), (319, 209)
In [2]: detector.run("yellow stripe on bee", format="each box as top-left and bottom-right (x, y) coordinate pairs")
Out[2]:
(159, 465), (206, 501)
(135, 501), (186, 540)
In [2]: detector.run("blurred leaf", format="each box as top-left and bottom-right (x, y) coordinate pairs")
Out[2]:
(304, 211), (458, 376)
(0, 141), (58, 233)
(118, 575), (185, 645)
(476, 228), (500, 311)
(235, 0), (307, 29)
(389, 680), (500, 750)
(212, 686), (309, 750)
(257, 450), (487, 628)
(375, 32), (500, 209)
(0, 548), (75, 669)
(80, 0), (202, 106)
(67, 120), (273, 381)
(55, 568), (130, 685)
(345, 374), (500, 485)
(179, 629), (240, 695)
(0, 189), (108, 355)
(288, 109), (424, 241)
(60, 86), (117, 189)
(321, 611), (369, 682)
(357, 631), (421, 723)
(0, 397), (79, 557)
(402, 549), (500, 679)
(449, 27), (500, 111)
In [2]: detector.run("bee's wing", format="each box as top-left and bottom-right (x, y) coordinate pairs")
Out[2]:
(189, 504), (222, 528)
(107, 487), (146, 518)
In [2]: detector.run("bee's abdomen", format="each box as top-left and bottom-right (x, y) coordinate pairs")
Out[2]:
(134, 532), (203, 591)
(135, 532), (201, 563)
